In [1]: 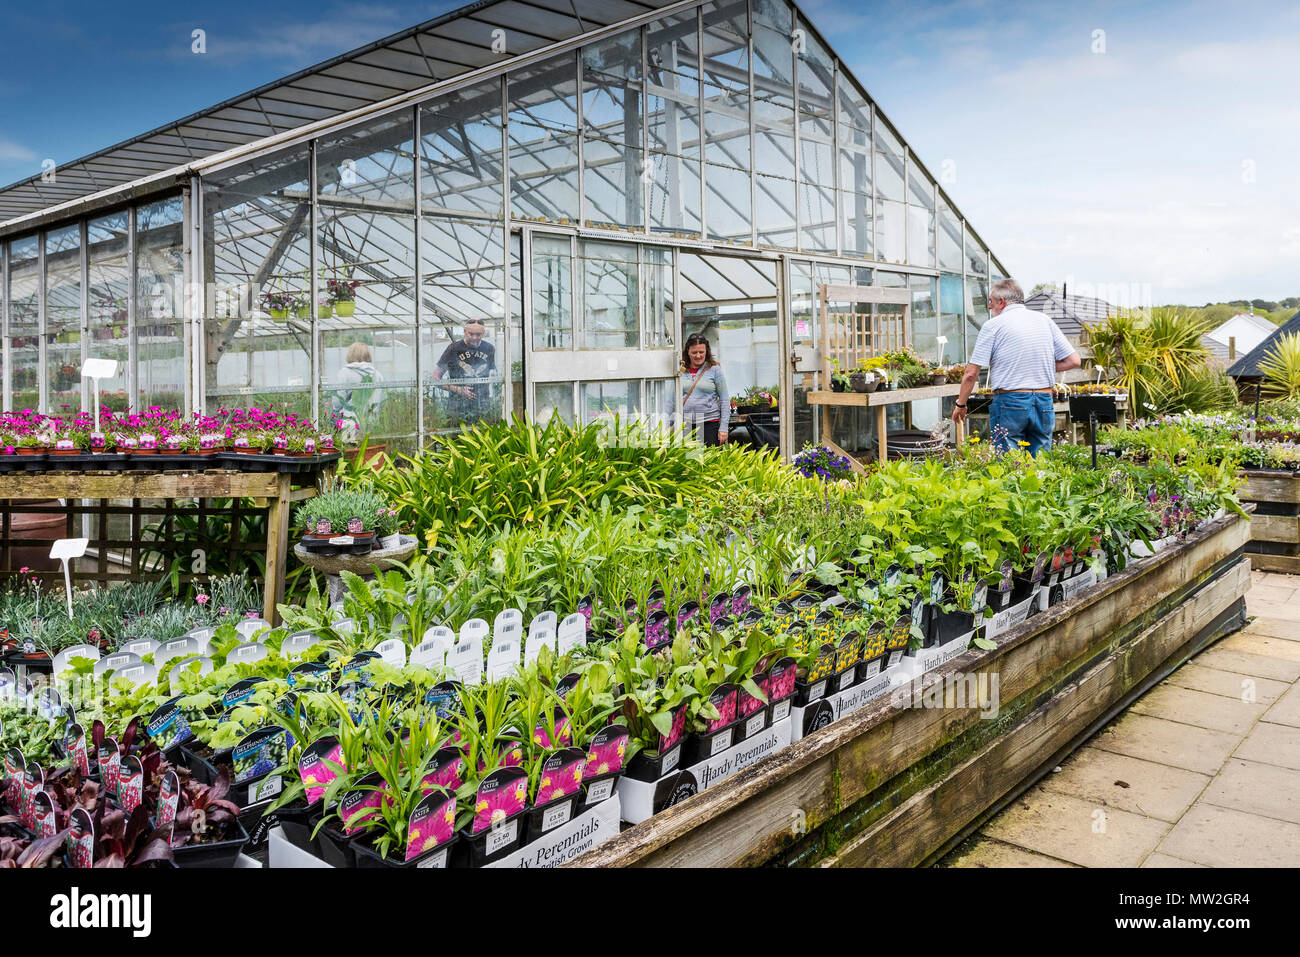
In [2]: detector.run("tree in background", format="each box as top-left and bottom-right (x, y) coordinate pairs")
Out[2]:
(1259, 332), (1300, 399)
(1087, 306), (1234, 417)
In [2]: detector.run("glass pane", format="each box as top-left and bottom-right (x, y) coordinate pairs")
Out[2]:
(799, 182), (836, 253)
(796, 18), (835, 119)
(938, 203), (962, 272)
(838, 141), (870, 194)
(582, 137), (643, 229)
(701, 0), (748, 99)
(531, 234), (572, 350)
(202, 144), (313, 418)
(966, 277), (989, 348)
(755, 128), (795, 181)
(582, 30), (643, 146)
(137, 197), (184, 321)
(906, 203), (935, 267)
(581, 241), (638, 349)
(317, 112), (415, 210)
(421, 79), (504, 220)
(647, 11), (701, 158)
(421, 321), (505, 435)
(752, 0), (795, 129)
(580, 379), (641, 425)
(800, 131), (833, 187)
(837, 73), (870, 136)
(965, 229), (988, 276)
(642, 245), (674, 349)
(7, 236), (39, 410)
(648, 152), (702, 239)
(839, 189), (872, 258)
(534, 381), (575, 425)
(874, 122), (904, 202)
(910, 274), (938, 363)
(706, 163), (751, 244)
(46, 225), (82, 413)
(876, 199), (905, 263)
(755, 173), (796, 248)
(508, 55), (580, 223)
(703, 103), (750, 170)
(939, 272), (964, 361)
(86, 213), (130, 410)
(138, 321), (185, 411)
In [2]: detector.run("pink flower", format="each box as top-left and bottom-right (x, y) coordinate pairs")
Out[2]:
(196, 593), (210, 605)
(19, 566), (29, 574)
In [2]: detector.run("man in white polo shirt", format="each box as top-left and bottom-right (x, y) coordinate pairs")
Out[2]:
(952, 279), (1081, 454)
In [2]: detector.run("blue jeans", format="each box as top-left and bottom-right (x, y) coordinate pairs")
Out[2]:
(989, 392), (1055, 455)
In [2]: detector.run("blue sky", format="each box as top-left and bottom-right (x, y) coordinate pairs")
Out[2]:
(1, 0), (1296, 306)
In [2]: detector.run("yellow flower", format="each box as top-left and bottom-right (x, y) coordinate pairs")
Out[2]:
(1017, 440), (1030, 447)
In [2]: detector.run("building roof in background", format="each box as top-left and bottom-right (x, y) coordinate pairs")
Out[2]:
(1024, 291), (1117, 336)
(0, 0), (676, 224)
(1227, 310), (1300, 377)
(1205, 312), (1277, 348)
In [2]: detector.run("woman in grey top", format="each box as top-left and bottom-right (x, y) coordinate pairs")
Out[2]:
(667, 333), (729, 445)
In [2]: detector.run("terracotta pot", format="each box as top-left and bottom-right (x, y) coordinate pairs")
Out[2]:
(346, 444), (387, 468)
(4, 500), (68, 574)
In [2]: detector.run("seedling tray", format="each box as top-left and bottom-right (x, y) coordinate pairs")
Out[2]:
(682, 722), (738, 766)
(172, 819), (249, 868)
(828, 664), (859, 696)
(271, 800), (322, 858)
(319, 822), (359, 869)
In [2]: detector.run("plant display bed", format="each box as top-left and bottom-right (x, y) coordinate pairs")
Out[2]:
(1239, 469), (1300, 573)
(573, 511), (1250, 867)
(0, 467), (333, 622)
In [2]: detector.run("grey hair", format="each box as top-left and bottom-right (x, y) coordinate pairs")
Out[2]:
(990, 279), (1025, 304)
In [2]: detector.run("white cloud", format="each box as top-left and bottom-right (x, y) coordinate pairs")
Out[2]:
(0, 140), (37, 162)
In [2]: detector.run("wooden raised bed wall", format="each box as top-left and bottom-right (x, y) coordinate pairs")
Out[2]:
(1241, 470), (1300, 574)
(575, 511), (1251, 868)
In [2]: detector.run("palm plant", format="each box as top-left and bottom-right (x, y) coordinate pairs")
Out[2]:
(1259, 332), (1300, 399)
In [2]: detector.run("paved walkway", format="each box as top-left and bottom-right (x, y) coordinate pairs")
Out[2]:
(943, 569), (1300, 868)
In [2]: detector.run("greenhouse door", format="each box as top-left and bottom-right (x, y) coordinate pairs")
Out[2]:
(521, 228), (678, 427)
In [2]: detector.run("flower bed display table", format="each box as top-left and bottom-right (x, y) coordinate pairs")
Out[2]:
(0, 463), (335, 623)
(807, 383), (967, 467)
(1240, 469), (1300, 573)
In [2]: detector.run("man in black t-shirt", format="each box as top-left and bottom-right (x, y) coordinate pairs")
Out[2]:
(432, 319), (497, 424)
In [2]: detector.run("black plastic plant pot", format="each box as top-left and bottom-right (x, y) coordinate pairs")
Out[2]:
(929, 607), (976, 646)
(272, 799), (322, 856)
(828, 662), (859, 695)
(625, 741), (682, 782)
(179, 745), (222, 786)
(733, 703), (771, 742)
(581, 771), (622, 807)
(682, 721), (738, 766)
(455, 813), (525, 868)
(1, 651), (53, 674)
(318, 821), (359, 869)
(1010, 573), (1040, 606)
(353, 833), (456, 869)
(856, 652), (887, 683)
(172, 819), (250, 868)
(794, 677), (829, 707)
(524, 792), (583, 842)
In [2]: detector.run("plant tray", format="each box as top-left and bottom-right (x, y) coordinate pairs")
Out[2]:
(172, 819), (249, 868)
(1, 650), (53, 673)
(217, 451), (341, 473)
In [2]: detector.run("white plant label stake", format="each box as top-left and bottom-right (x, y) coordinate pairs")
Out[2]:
(557, 613), (586, 655)
(450, 620), (488, 686)
(486, 623), (521, 681)
(49, 539), (89, 616)
(411, 626), (455, 670)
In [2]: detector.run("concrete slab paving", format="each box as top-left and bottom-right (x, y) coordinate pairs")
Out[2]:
(1090, 713), (1240, 776)
(1243, 585), (1298, 606)
(1200, 758), (1300, 825)
(1244, 617), (1300, 642)
(1217, 631), (1300, 663)
(1262, 683), (1300, 728)
(1194, 646), (1300, 682)
(1163, 662), (1290, 705)
(1233, 720), (1300, 770)
(1155, 804), (1300, 868)
(1036, 747), (1211, 823)
(942, 838), (1079, 868)
(1127, 683), (1268, 736)
(1141, 852), (1207, 868)
(981, 788), (1169, 869)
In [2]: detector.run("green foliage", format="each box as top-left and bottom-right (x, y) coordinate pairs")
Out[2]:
(1259, 332), (1300, 399)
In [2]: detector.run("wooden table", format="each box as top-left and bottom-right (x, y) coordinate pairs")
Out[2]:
(0, 467), (329, 624)
(807, 384), (966, 469)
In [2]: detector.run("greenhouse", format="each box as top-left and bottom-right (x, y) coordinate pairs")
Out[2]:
(0, 0), (1005, 459)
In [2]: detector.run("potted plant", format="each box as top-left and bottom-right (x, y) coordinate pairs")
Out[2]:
(327, 279), (360, 318)
(261, 291), (297, 320)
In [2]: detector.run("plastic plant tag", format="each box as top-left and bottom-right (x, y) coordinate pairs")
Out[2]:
(412, 625), (455, 669)
(34, 790), (57, 839)
(235, 618), (272, 641)
(64, 723), (90, 774)
(98, 738), (121, 796)
(426, 681), (463, 722)
(21, 762), (43, 829)
(730, 584), (753, 617)
(373, 637), (407, 668)
(35, 687), (64, 720)
(0, 668), (15, 702)
(524, 627), (553, 664)
(576, 595), (596, 634)
(712, 615), (734, 634)
(340, 771), (387, 835)
(51, 643), (100, 676)
(793, 592), (820, 622)
(3, 747), (24, 808)
(94, 651), (142, 677)
(228, 640), (268, 665)
(676, 600), (701, 633)
(283, 631), (321, 658)
(167, 656), (213, 693)
(557, 613), (586, 654)
(232, 726), (286, 785)
(120, 637), (159, 658)
(812, 608), (837, 642)
(836, 633), (862, 672)
(421, 747), (465, 795)
(647, 587), (665, 613)
(930, 572), (945, 606)
(185, 626), (215, 654)
(118, 755), (144, 814)
(658, 703), (689, 753)
(738, 671), (768, 719)
(493, 607), (523, 637)
(643, 609), (670, 651)
(471, 766), (528, 835)
(910, 595), (926, 632)
(116, 662), (156, 686)
(157, 770), (180, 831)
(153, 637), (197, 671)
(66, 807), (94, 868)
(554, 672), (581, 701)
(885, 563), (902, 589)
(998, 559), (1015, 594)
(528, 611), (557, 641)
(619, 596), (638, 635)
(299, 735), (344, 805)
(285, 660), (328, 689)
(535, 746), (586, 808)
(1032, 550), (1050, 582)
(222, 676), (268, 709)
(888, 616), (912, 650)
(765, 658), (798, 722)
(584, 724), (630, 779)
(486, 624), (521, 682)
(146, 696), (194, 753)
(971, 582), (989, 616)
(532, 714), (571, 749)
(449, 623), (486, 686)
(333, 617), (357, 636)
(406, 791), (457, 863)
